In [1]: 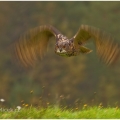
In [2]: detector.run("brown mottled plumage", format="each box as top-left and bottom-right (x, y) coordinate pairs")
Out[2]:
(14, 24), (120, 67)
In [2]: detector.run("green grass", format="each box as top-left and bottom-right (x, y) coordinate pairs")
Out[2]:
(0, 106), (120, 118)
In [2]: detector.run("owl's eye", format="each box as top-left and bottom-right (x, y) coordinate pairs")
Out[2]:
(56, 44), (59, 48)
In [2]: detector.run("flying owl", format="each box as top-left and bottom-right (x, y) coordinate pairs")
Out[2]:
(14, 24), (120, 67)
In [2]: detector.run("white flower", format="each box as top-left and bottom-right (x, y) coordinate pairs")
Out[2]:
(0, 99), (5, 102)
(16, 106), (21, 111)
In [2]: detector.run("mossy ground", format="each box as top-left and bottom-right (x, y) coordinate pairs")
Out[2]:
(0, 105), (120, 119)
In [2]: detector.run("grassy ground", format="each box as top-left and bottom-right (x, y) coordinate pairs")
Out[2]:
(0, 105), (120, 119)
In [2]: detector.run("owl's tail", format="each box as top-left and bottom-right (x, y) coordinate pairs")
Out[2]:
(79, 46), (92, 54)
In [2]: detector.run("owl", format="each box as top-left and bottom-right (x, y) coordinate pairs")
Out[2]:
(14, 24), (120, 67)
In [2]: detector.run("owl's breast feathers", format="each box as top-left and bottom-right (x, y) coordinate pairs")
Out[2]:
(55, 34), (90, 57)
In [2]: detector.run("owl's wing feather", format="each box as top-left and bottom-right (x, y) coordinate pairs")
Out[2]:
(74, 24), (120, 65)
(15, 25), (60, 67)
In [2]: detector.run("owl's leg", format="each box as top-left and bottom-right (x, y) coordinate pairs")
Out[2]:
(79, 46), (92, 54)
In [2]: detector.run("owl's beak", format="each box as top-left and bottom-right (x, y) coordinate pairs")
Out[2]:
(56, 49), (66, 53)
(59, 48), (62, 52)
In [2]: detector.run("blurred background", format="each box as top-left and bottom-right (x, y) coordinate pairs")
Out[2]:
(0, 1), (120, 108)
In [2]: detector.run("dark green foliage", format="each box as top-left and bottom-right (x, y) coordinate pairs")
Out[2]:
(0, 1), (120, 108)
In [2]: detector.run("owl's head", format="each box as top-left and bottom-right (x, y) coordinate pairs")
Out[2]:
(55, 38), (74, 57)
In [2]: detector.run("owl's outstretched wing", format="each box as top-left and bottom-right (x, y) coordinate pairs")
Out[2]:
(74, 25), (120, 65)
(14, 25), (60, 67)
